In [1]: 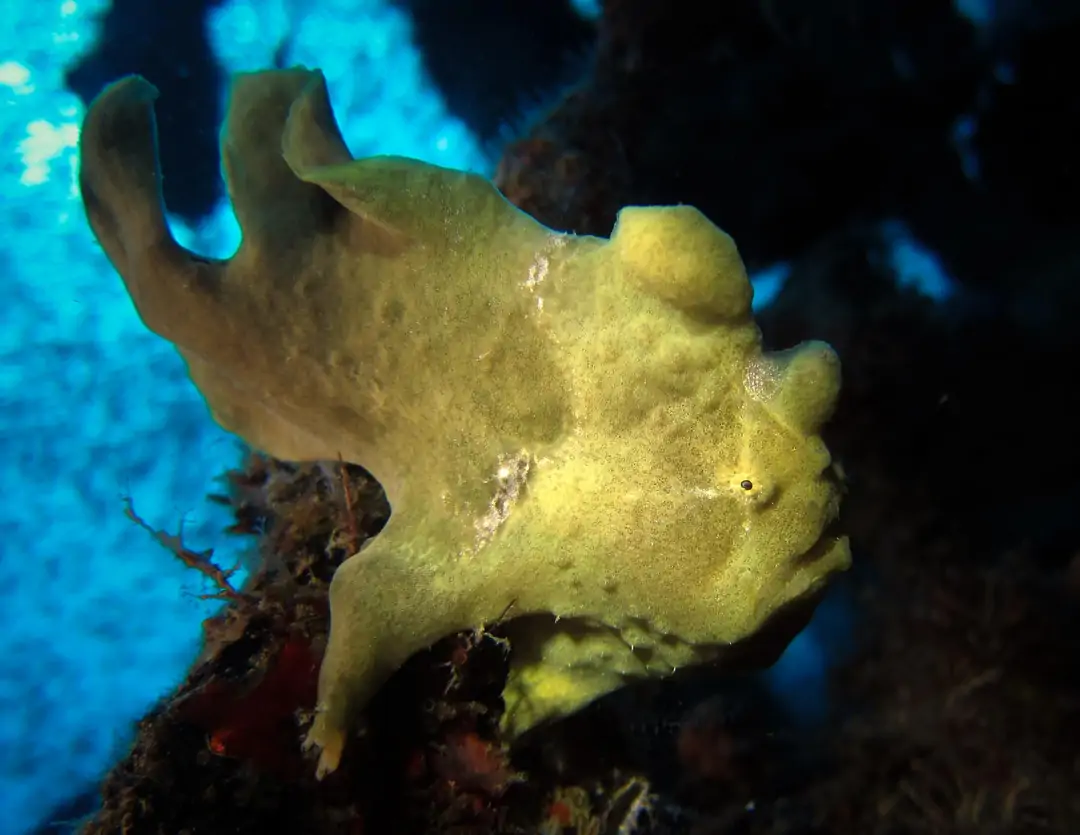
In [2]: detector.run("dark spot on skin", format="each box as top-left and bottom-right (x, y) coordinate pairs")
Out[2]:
(631, 646), (654, 665)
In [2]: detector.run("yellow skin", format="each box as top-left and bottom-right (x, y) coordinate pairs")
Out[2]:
(79, 68), (850, 778)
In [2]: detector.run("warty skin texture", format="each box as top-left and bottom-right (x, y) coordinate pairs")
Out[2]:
(79, 67), (850, 778)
